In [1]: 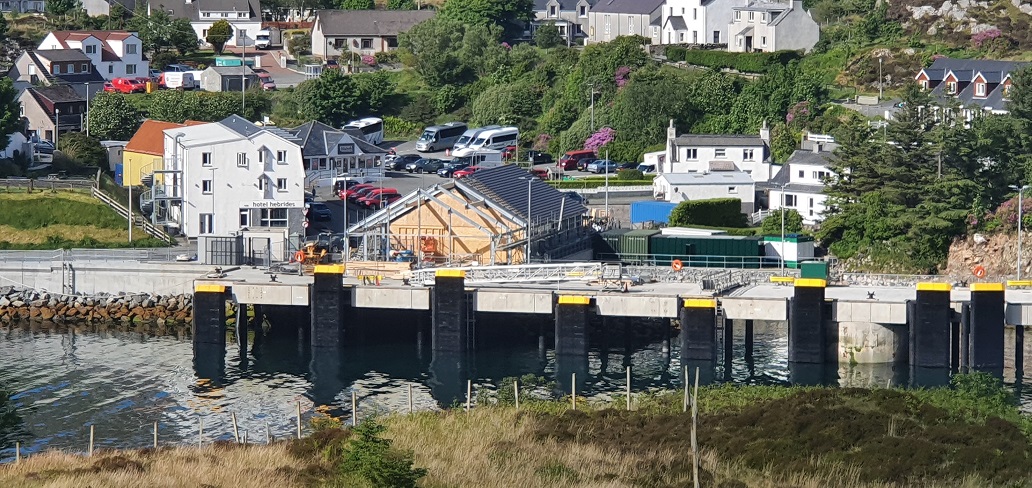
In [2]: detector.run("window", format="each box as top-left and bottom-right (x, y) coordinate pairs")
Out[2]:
(277, 178), (287, 191)
(809, 198), (814, 208)
(743, 148), (755, 161)
(975, 83), (986, 96)
(52, 64), (60, 74)
(199, 214), (214, 234)
(202, 179), (213, 194)
(693, 8), (697, 20)
(761, 13), (767, 22)
(604, 15), (611, 34)
(361, 38), (373, 49)
(734, 11), (740, 21)
(126, 65), (136, 75)
(85, 45), (97, 54)
(728, 186), (738, 194)
(237, 152), (247, 167)
(798, 170), (804, 178)
(685, 148), (698, 160)
(713, 31), (719, 43)
(238, 29), (246, 40)
(679, 33), (685, 42)
(126, 43), (137, 54)
(947, 81), (957, 94)
(693, 31), (698, 43)
(761, 36), (767, 47)
(277, 150), (287, 164)
(203, 12), (210, 17)
(239, 208), (250, 227)
(237, 12), (246, 17)
(715, 148), (726, 158)
(784, 194), (797, 207)
(202, 29), (208, 38)
(258, 149), (264, 163)
(629, 18), (635, 33)
(257, 177), (265, 190)
(748, 12), (754, 21)
(202, 152), (212, 166)
(549, 5), (557, 17)
(737, 36), (742, 47)
(920, 79), (929, 89)
(81, 63), (89, 72)
(579, 5), (586, 17)
(259, 208), (288, 227)
(108, 65), (113, 74)
(1005, 83), (1013, 97)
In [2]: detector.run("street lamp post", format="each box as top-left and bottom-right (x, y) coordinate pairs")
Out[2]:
(779, 182), (788, 272)
(520, 176), (533, 264)
(588, 84), (598, 132)
(878, 57), (884, 101)
(1011, 185), (1030, 280)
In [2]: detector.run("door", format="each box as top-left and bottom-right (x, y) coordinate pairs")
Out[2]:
(745, 36), (753, 52)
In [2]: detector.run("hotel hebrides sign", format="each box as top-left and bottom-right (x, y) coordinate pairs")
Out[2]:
(246, 200), (303, 209)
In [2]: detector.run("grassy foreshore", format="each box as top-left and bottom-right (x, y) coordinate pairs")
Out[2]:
(2, 374), (1030, 487)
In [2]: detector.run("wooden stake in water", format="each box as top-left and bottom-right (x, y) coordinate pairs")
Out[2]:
(691, 367), (700, 488)
(571, 373), (577, 410)
(626, 366), (631, 411)
(265, 422), (271, 445)
(351, 391), (358, 426)
(514, 379), (520, 410)
(242, 430), (248, 445)
(683, 366), (689, 413)
(15, 441), (20, 463)
(465, 380), (472, 411)
(296, 401), (302, 439)
(407, 383), (413, 414)
(198, 418), (204, 447)
(88, 425), (94, 456)
(231, 412), (240, 443)
(153, 422), (158, 449)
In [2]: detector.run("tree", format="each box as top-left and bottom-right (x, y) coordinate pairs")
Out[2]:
(761, 210), (804, 236)
(127, 9), (199, 55)
(147, 90), (268, 123)
(352, 71), (397, 115)
(1008, 65), (1032, 128)
(440, 0), (534, 40)
(534, 22), (562, 48)
(387, 0), (416, 8)
(399, 17), (471, 87)
(206, 20), (233, 55)
(87, 93), (142, 141)
(339, 0), (374, 8)
(296, 68), (359, 127)
(46, 0), (77, 17)
(470, 79), (540, 127)
(0, 79), (20, 153)
(56, 133), (107, 168)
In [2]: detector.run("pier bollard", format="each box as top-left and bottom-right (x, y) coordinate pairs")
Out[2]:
(432, 270), (469, 353)
(789, 279), (827, 364)
(193, 284), (227, 348)
(555, 295), (592, 357)
(969, 283), (1005, 375)
(679, 298), (717, 361)
(910, 283), (953, 369)
(311, 264), (347, 348)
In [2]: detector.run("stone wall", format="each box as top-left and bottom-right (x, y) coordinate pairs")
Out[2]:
(0, 286), (193, 325)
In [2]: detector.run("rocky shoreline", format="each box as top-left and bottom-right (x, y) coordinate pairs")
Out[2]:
(0, 287), (193, 325)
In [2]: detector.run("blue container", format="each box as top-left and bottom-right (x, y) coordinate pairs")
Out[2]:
(631, 201), (677, 224)
(114, 163), (124, 186)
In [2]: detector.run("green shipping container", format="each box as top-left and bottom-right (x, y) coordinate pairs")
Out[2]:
(800, 261), (828, 280)
(595, 229), (630, 260)
(618, 229), (661, 262)
(650, 235), (762, 268)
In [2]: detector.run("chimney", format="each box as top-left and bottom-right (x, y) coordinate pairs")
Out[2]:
(759, 120), (770, 142)
(813, 142), (821, 154)
(666, 118), (676, 142)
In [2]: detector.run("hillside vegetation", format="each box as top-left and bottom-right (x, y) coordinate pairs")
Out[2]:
(0, 191), (165, 249)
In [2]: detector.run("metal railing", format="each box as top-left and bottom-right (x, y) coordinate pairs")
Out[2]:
(0, 178), (95, 191)
(91, 187), (176, 245)
(835, 273), (952, 287)
(595, 253), (778, 269)
(0, 247), (190, 263)
(411, 262), (604, 285)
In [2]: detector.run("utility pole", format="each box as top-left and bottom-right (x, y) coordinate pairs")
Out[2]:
(588, 84), (597, 132)
(1012, 185), (1030, 280)
(878, 57), (884, 101)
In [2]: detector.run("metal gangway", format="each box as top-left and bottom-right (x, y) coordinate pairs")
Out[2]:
(410, 262), (605, 285)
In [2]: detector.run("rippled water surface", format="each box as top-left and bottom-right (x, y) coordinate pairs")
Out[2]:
(1, 316), (1029, 462)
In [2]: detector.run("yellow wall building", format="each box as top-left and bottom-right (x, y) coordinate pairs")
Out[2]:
(122, 119), (201, 186)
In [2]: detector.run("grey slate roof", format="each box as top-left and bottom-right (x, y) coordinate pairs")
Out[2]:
(534, 0), (593, 10)
(784, 149), (833, 167)
(924, 57), (1025, 80)
(205, 65), (257, 77)
(461, 165), (587, 223)
(658, 171), (755, 186)
(28, 85), (84, 105)
(673, 134), (766, 147)
(314, 9), (436, 37)
(160, 0), (261, 22)
(735, 0), (789, 12)
(289, 120), (385, 158)
(591, 0), (664, 15)
(219, 114), (263, 137)
(666, 16), (687, 30)
(922, 57), (1028, 111)
(35, 49), (92, 63)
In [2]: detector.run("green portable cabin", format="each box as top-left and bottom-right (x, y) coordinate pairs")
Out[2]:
(594, 228), (630, 260)
(618, 229), (661, 263)
(800, 261), (828, 280)
(650, 235), (763, 268)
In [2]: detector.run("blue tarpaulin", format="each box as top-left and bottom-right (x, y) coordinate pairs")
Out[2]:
(631, 201), (677, 224)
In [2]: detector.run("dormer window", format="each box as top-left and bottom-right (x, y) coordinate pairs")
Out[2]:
(85, 45), (96, 54)
(126, 43), (137, 55)
(947, 81), (957, 94)
(1004, 83), (1012, 97)
(579, 5), (586, 17)
(975, 83), (986, 97)
(549, 5), (557, 17)
(761, 13), (767, 22)
(734, 11), (740, 21)
(748, 11), (754, 21)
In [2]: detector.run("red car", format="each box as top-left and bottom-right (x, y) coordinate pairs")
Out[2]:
(365, 191), (402, 209)
(453, 165), (482, 178)
(108, 77), (145, 93)
(502, 145), (517, 160)
(345, 184), (374, 201)
(102, 81), (117, 93)
(357, 188), (399, 208)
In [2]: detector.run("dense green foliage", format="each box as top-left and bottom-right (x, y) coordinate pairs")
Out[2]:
(87, 93), (142, 141)
(56, 133), (107, 168)
(439, 0), (534, 40)
(205, 20), (232, 55)
(761, 209), (804, 236)
(126, 8), (197, 55)
(664, 48), (803, 73)
(669, 198), (747, 228)
(291, 419), (427, 488)
(533, 22), (562, 49)
(133, 90), (269, 124)
(0, 79), (21, 153)
(338, 0), (374, 8)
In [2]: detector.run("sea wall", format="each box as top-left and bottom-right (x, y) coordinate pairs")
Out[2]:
(0, 287), (193, 324)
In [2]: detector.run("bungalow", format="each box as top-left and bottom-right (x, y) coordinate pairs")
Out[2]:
(915, 57), (1027, 115)
(728, 0), (819, 53)
(155, 0), (264, 48)
(37, 30), (150, 81)
(586, 0), (664, 45)
(19, 86), (86, 142)
(311, 9), (436, 59)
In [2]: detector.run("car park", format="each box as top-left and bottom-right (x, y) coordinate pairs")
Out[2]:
(386, 154), (421, 171)
(557, 150), (596, 171)
(437, 161), (470, 177)
(306, 202), (333, 221)
(527, 150), (553, 165)
(587, 159), (618, 174)
(453, 165), (482, 179)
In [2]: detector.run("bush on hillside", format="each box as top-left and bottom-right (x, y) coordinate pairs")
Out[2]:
(669, 49), (803, 73)
(760, 209), (804, 236)
(669, 198), (747, 228)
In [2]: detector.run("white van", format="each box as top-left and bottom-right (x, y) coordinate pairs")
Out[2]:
(344, 117), (384, 145)
(452, 126), (518, 157)
(415, 122), (468, 152)
(453, 125), (500, 151)
(160, 72), (196, 90)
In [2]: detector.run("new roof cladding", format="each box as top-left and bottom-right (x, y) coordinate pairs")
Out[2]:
(34, 49), (92, 63)
(923, 57), (1027, 80)
(289, 120), (385, 158)
(461, 165), (587, 222)
(590, 0), (664, 14)
(314, 9), (436, 37)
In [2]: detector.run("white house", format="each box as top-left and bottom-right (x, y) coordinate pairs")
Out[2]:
(0, 0), (45, 13)
(37, 31), (150, 80)
(767, 135), (836, 225)
(661, 0), (746, 45)
(728, 0), (819, 53)
(532, 0), (595, 44)
(653, 171), (756, 213)
(311, 9), (436, 59)
(290, 120), (387, 189)
(663, 120), (776, 182)
(159, 115), (306, 241)
(586, 0), (664, 45)
(156, 0), (263, 47)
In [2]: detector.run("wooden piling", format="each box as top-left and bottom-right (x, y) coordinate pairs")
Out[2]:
(232, 413), (240, 443)
(514, 379), (520, 410)
(296, 401), (302, 439)
(465, 380), (472, 412)
(153, 422), (158, 449)
(571, 373), (576, 410)
(88, 425), (95, 456)
(352, 391), (358, 425)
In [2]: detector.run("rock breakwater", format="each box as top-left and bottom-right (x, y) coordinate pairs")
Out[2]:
(0, 286), (193, 325)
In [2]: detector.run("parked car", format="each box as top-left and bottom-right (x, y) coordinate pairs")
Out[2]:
(386, 154), (421, 171)
(106, 77), (146, 93)
(618, 162), (638, 171)
(437, 162), (470, 177)
(637, 163), (656, 174)
(148, 68), (162, 80)
(165, 64), (194, 72)
(556, 149), (596, 171)
(366, 191), (402, 208)
(527, 150), (554, 166)
(587, 159), (618, 174)
(530, 167), (550, 180)
(453, 165), (482, 179)
(306, 202), (333, 221)
(357, 188), (399, 208)
(255, 71), (276, 91)
(346, 184), (376, 202)
(406, 158), (444, 173)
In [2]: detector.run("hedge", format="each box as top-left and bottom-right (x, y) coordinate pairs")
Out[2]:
(669, 198), (747, 228)
(666, 48), (802, 73)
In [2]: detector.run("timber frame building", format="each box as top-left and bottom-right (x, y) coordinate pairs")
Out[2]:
(347, 165), (590, 265)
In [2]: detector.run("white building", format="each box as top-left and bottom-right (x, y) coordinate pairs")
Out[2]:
(154, 0), (263, 47)
(653, 170), (756, 213)
(661, 0), (746, 45)
(728, 0), (819, 53)
(158, 115), (306, 241)
(0, 0), (45, 13)
(290, 120), (387, 190)
(663, 120), (776, 182)
(38, 31), (150, 80)
(586, 0), (664, 45)
(767, 136), (836, 225)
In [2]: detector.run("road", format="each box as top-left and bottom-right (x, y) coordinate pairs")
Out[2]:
(221, 46), (307, 88)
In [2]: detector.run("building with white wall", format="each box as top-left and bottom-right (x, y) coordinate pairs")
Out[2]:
(767, 138), (835, 225)
(38, 31), (150, 80)
(728, 0), (819, 53)
(653, 170), (755, 213)
(157, 115), (306, 240)
(661, 0), (746, 45)
(663, 120), (776, 182)
(586, 0), (664, 45)
(156, 0), (263, 47)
